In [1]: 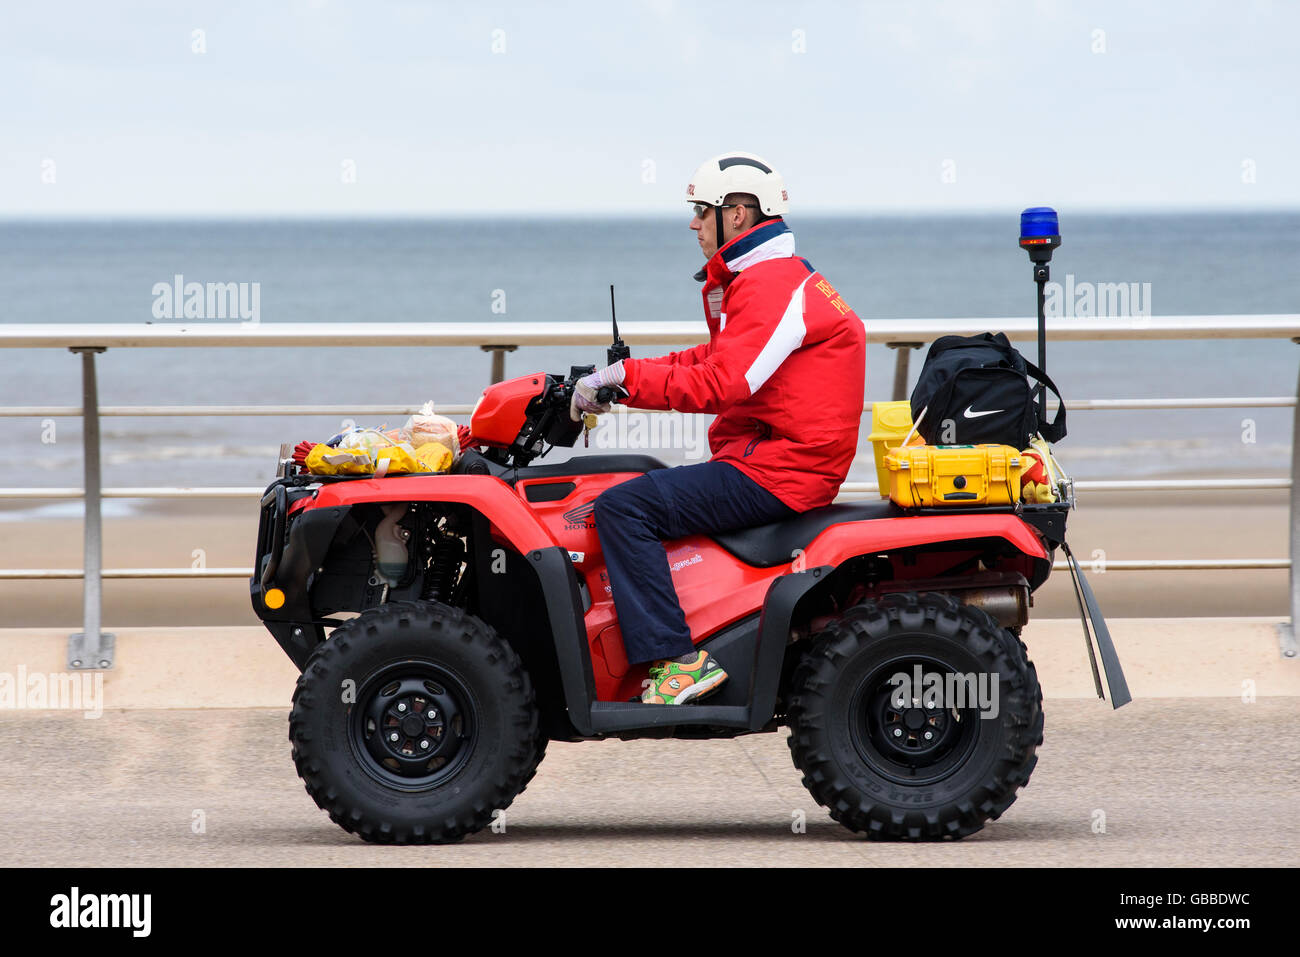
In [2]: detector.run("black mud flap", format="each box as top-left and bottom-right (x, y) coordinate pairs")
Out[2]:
(1061, 541), (1132, 709)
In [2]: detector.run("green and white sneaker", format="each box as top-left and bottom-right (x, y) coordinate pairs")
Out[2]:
(641, 650), (728, 705)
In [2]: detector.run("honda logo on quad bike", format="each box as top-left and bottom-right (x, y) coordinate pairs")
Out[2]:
(562, 501), (596, 529)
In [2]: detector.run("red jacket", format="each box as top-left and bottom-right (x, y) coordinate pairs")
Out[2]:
(622, 219), (866, 512)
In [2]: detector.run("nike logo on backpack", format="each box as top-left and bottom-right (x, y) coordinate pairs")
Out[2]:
(963, 405), (1004, 419)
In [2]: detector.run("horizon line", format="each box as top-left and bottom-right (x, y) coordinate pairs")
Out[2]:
(3, 204), (1298, 223)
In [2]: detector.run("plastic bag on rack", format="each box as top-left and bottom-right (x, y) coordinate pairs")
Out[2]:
(405, 402), (460, 462)
(335, 428), (390, 459)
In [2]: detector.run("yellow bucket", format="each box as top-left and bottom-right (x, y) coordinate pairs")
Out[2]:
(867, 401), (918, 497)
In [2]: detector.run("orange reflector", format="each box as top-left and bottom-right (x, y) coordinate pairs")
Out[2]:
(264, 588), (285, 609)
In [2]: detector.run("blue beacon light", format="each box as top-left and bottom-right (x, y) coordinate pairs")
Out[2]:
(1019, 206), (1062, 416)
(1019, 207), (1061, 263)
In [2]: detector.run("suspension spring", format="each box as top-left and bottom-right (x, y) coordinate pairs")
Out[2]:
(421, 535), (466, 602)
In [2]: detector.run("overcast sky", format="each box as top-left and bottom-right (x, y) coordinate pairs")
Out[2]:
(2, 0), (1297, 216)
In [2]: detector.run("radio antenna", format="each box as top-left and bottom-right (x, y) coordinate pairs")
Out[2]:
(608, 284), (629, 364)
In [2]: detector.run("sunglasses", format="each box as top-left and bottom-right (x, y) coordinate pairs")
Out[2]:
(692, 202), (760, 220)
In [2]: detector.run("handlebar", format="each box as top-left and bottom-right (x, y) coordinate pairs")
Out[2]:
(594, 384), (629, 405)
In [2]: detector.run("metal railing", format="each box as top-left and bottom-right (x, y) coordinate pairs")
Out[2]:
(2, 315), (1297, 668)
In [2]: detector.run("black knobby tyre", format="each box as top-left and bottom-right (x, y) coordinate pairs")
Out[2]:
(787, 591), (1044, 840)
(289, 600), (547, 844)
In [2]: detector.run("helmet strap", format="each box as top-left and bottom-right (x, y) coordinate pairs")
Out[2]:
(714, 205), (725, 256)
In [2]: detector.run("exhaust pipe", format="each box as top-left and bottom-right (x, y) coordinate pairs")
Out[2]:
(958, 586), (1029, 629)
(806, 574), (1031, 636)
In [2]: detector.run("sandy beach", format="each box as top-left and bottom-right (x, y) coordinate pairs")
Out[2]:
(0, 487), (1289, 630)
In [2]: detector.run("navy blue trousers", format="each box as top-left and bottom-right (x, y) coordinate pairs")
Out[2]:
(592, 461), (798, 664)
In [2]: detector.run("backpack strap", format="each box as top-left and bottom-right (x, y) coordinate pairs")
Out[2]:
(1024, 359), (1067, 443)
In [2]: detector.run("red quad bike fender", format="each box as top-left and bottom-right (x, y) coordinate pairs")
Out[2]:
(262, 475), (557, 654)
(800, 514), (1047, 568)
(309, 475), (559, 553)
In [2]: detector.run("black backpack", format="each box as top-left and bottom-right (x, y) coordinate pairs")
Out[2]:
(909, 332), (1066, 447)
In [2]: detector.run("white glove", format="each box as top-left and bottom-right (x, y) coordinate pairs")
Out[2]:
(569, 361), (627, 422)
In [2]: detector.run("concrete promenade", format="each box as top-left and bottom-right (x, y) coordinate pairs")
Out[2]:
(1, 618), (1296, 867)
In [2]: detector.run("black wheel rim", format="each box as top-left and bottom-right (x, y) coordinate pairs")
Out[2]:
(349, 660), (478, 791)
(849, 654), (984, 788)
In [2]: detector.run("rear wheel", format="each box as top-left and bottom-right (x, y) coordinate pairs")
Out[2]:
(788, 592), (1043, 840)
(289, 600), (546, 844)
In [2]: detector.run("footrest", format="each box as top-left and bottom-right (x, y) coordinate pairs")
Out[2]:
(589, 701), (751, 732)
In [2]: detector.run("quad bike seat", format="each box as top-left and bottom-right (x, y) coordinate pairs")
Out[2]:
(711, 499), (906, 568)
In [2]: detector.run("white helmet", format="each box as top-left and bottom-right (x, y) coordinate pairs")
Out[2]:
(686, 151), (789, 216)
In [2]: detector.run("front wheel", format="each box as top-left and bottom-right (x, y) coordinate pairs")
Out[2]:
(289, 600), (546, 844)
(788, 592), (1043, 840)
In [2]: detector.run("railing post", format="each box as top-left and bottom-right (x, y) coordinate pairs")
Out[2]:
(480, 344), (518, 384)
(886, 342), (924, 402)
(67, 346), (114, 670)
(1283, 340), (1300, 658)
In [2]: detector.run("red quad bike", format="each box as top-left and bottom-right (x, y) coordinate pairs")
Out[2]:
(252, 343), (1130, 844)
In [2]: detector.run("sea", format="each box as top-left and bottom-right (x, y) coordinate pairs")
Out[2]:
(1, 213), (1296, 518)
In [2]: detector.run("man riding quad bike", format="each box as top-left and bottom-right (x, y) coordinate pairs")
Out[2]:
(250, 158), (1121, 845)
(572, 152), (867, 707)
